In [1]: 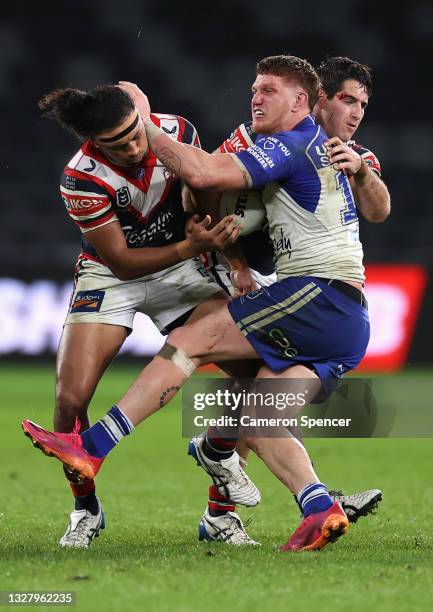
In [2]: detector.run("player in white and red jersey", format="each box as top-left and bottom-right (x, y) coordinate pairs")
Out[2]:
(37, 85), (241, 548)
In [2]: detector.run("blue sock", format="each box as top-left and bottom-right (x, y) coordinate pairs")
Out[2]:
(81, 405), (134, 458)
(297, 482), (333, 517)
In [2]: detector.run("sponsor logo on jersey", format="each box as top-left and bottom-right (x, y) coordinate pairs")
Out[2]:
(228, 135), (248, 152)
(83, 159), (97, 172)
(272, 228), (292, 257)
(123, 209), (176, 247)
(277, 141), (291, 156)
(248, 142), (275, 169)
(62, 194), (109, 211)
(231, 193), (250, 217)
(70, 290), (105, 313)
(268, 327), (299, 358)
(314, 144), (331, 168)
(225, 123), (255, 152)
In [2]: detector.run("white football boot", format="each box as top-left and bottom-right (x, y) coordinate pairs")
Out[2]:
(330, 489), (382, 523)
(199, 507), (260, 545)
(59, 497), (105, 548)
(188, 435), (260, 507)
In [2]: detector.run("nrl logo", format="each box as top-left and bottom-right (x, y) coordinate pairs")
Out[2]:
(116, 186), (132, 207)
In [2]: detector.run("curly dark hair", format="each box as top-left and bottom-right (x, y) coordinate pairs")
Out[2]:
(256, 55), (320, 110)
(38, 86), (135, 140)
(317, 56), (373, 99)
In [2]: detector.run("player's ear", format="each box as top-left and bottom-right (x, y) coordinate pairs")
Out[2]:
(317, 88), (327, 108)
(294, 91), (308, 111)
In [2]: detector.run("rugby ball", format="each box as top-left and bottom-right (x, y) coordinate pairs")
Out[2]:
(220, 190), (266, 236)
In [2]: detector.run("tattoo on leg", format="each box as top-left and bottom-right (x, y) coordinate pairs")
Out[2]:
(154, 146), (182, 175)
(159, 386), (180, 408)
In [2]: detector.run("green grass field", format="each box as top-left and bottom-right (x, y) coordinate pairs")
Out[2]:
(1, 364), (433, 611)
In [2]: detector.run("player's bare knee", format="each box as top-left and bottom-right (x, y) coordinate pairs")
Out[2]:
(166, 327), (187, 348)
(167, 317), (226, 357)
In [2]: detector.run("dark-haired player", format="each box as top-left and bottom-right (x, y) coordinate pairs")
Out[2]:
(315, 55), (390, 222)
(36, 85), (243, 548)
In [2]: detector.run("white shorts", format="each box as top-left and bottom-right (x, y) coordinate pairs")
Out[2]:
(208, 252), (277, 296)
(66, 257), (222, 332)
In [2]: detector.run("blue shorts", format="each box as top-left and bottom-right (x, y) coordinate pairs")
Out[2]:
(228, 276), (370, 400)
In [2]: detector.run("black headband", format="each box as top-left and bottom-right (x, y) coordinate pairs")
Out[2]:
(98, 112), (140, 143)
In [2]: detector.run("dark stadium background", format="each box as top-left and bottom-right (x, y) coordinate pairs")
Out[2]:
(1, 0), (432, 364)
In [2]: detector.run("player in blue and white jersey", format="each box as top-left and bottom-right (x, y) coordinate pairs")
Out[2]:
(209, 56), (390, 303)
(194, 56), (388, 538)
(24, 55), (374, 551)
(173, 57), (388, 543)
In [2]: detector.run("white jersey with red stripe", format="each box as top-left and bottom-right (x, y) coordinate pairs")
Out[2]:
(60, 113), (200, 265)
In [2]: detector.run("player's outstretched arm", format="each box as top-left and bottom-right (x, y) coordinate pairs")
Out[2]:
(145, 121), (252, 192)
(85, 216), (240, 281)
(118, 80), (252, 191)
(325, 136), (391, 223)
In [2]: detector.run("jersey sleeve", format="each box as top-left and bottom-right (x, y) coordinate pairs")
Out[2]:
(60, 169), (118, 233)
(233, 133), (297, 190)
(350, 143), (382, 176)
(218, 122), (254, 153)
(178, 117), (201, 148)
